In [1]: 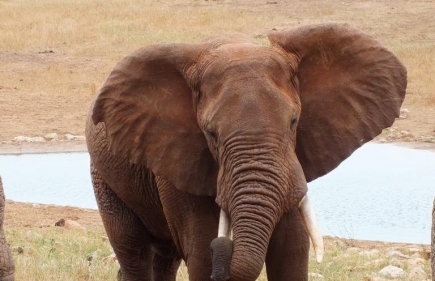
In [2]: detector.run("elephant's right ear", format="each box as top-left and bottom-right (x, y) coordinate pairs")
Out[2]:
(92, 44), (218, 196)
(269, 23), (407, 182)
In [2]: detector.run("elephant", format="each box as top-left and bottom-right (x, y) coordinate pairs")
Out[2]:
(86, 23), (407, 281)
(432, 198), (434, 281)
(0, 177), (15, 281)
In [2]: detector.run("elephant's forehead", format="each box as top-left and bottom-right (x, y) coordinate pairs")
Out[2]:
(202, 45), (290, 79)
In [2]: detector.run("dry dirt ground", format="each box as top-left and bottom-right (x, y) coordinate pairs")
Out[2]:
(0, 0), (434, 143)
(0, 0), (434, 265)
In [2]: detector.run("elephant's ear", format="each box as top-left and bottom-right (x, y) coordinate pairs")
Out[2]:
(92, 44), (218, 196)
(268, 23), (407, 182)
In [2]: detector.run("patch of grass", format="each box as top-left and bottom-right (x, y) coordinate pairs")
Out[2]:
(8, 227), (118, 280)
(391, 43), (435, 106)
(6, 227), (432, 280)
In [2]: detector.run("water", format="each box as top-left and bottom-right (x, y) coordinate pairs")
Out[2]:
(0, 143), (433, 244)
(0, 153), (95, 209)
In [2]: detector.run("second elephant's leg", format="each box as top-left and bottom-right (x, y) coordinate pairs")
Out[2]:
(265, 206), (310, 281)
(92, 166), (153, 281)
(431, 198), (434, 281)
(0, 176), (14, 281)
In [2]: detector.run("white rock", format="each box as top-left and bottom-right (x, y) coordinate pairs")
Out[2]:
(378, 265), (405, 278)
(103, 253), (118, 263)
(44, 133), (59, 141)
(406, 247), (423, 253)
(359, 249), (379, 257)
(399, 108), (410, 119)
(30, 137), (46, 142)
(400, 131), (413, 138)
(308, 273), (324, 279)
(386, 250), (410, 259)
(13, 136), (46, 142)
(64, 220), (86, 230)
(65, 134), (85, 141)
(12, 136), (26, 142)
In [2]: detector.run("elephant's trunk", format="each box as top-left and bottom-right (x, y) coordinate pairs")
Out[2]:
(229, 200), (277, 281)
(214, 134), (308, 281)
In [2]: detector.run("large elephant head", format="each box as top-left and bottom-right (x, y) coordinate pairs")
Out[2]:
(92, 23), (406, 281)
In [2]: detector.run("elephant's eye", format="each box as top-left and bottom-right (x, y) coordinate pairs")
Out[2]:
(291, 117), (299, 127)
(207, 130), (218, 144)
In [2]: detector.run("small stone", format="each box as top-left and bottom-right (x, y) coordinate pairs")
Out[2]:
(101, 236), (109, 242)
(406, 266), (426, 280)
(55, 219), (65, 227)
(44, 133), (59, 141)
(399, 108), (409, 119)
(378, 265), (405, 278)
(64, 220), (86, 230)
(359, 249), (379, 257)
(308, 272), (324, 279)
(406, 247), (422, 253)
(386, 250), (410, 259)
(400, 131), (413, 138)
(13, 136), (46, 142)
(65, 134), (86, 141)
(29, 136), (45, 142)
(12, 136), (26, 142)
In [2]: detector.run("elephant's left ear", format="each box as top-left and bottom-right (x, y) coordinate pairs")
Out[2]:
(269, 23), (407, 182)
(92, 43), (218, 196)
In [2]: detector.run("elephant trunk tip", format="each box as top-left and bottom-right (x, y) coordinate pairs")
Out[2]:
(210, 237), (233, 281)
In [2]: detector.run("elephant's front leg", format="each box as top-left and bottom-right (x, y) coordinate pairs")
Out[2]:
(265, 206), (310, 281)
(91, 166), (154, 281)
(156, 178), (220, 281)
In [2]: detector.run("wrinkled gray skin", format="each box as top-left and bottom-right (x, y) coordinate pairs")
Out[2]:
(0, 177), (15, 281)
(432, 198), (434, 281)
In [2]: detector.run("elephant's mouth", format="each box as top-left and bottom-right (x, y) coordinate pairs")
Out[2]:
(211, 195), (323, 281)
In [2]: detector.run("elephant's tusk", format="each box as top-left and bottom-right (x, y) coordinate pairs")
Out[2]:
(218, 209), (231, 238)
(298, 195), (324, 263)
